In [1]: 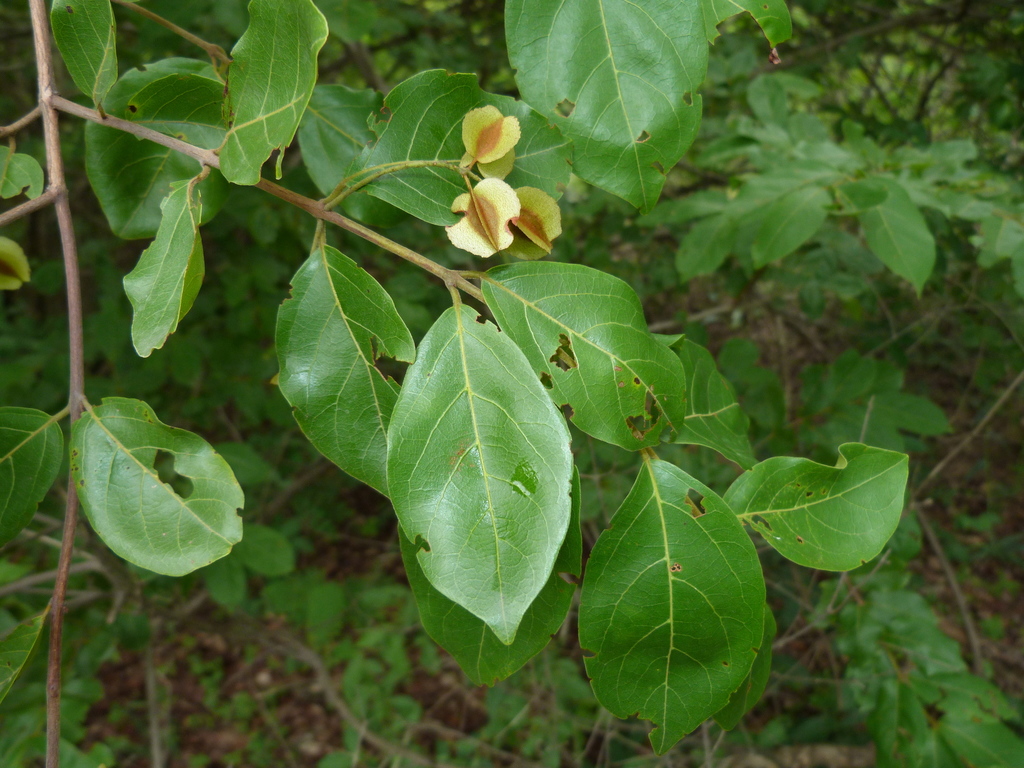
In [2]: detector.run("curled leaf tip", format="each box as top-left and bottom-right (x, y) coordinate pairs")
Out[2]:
(447, 178), (521, 258)
(0, 236), (30, 290)
(507, 187), (562, 260)
(462, 105), (521, 166)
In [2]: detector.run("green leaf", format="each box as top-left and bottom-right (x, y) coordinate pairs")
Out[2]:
(85, 59), (229, 239)
(360, 70), (571, 226)
(750, 184), (830, 267)
(276, 245), (415, 495)
(315, 0), (378, 41)
(672, 339), (755, 468)
(1, 408), (64, 546)
(939, 715), (1024, 768)
(482, 262), (687, 450)
(219, 0), (329, 185)
(579, 457), (765, 754)
(70, 398), (244, 576)
(725, 443), (908, 571)
(298, 85), (382, 196)
(507, 0), (705, 212)
(123, 176), (205, 358)
(835, 178), (889, 214)
(859, 178), (936, 293)
(202, 555), (247, 608)
(124, 73), (229, 149)
(714, 606), (776, 730)
(701, 0), (792, 47)
(979, 213), (1024, 267)
(0, 607), (48, 707)
(401, 468), (582, 685)
(676, 212), (736, 282)
(49, 0), (117, 109)
(387, 305), (573, 644)
(0, 148), (44, 200)
(234, 523), (295, 576)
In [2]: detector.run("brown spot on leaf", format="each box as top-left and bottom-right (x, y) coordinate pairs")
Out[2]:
(670, 562), (682, 573)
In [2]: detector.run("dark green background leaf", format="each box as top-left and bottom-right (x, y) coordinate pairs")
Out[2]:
(859, 178), (936, 293)
(0, 608), (48, 707)
(0, 408), (64, 547)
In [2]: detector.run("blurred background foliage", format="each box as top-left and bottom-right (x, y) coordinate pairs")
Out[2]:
(1, 0), (1023, 766)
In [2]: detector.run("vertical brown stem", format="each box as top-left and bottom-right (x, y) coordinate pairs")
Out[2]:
(27, 1), (87, 766)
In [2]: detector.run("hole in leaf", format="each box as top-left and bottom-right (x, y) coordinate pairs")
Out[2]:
(154, 450), (194, 499)
(555, 98), (575, 118)
(412, 534), (431, 553)
(127, 104), (138, 114)
(626, 389), (662, 440)
(633, 376), (641, 385)
(561, 403), (575, 421)
(651, 161), (665, 175)
(806, 491), (813, 497)
(548, 334), (578, 372)
(683, 92), (694, 107)
(474, 313), (488, 324)
(685, 488), (706, 518)
(66, 5), (73, 12)
(636, 130), (650, 143)
(539, 371), (553, 389)
(558, 572), (579, 585)
(756, 516), (772, 532)
(796, 536), (805, 544)
(581, 649), (596, 658)
(669, 562), (682, 573)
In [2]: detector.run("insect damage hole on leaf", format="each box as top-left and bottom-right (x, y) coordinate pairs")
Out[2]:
(539, 371), (553, 389)
(555, 98), (575, 118)
(548, 334), (578, 371)
(153, 450), (195, 499)
(685, 488), (706, 518)
(636, 130), (650, 143)
(625, 389), (662, 440)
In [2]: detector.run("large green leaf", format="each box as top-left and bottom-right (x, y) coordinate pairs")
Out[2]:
(0, 607), (48, 707)
(123, 176), (204, 358)
(979, 212), (1024, 267)
(859, 178), (936, 294)
(0, 408), (64, 547)
(70, 398), (244, 576)
(579, 457), (765, 754)
(0, 148), (44, 200)
(676, 212), (736, 282)
(482, 262), (687, 450)
(276, 245), (415, 495)
(672, 339), (755, 468)
(714, 605), (776, 729)
(750, 184), (830, 267)
(506, 0), (706, 212)
(49, 0), (117, 109)
(939, 716), (1024, 768)
(298, 85), (382, 196)
(359, 69), (571, 226)
(401, 468), (582, 685)
(219, 0), (329, 185)
(85, 59), (229, 239)
(725, 443), (908, 571)
(701, 0), (792, 46)
(387, 305), (573, 644)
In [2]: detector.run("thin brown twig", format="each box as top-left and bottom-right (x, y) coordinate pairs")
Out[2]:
(0, 105), (42, 138)
(48, 96), (486, 302)
(0, 186), (58, 227)
(109, 0), (230, 66)
(28, 2), (87, 767)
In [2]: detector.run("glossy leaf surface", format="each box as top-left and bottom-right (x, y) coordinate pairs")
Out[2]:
(859, 178), (936, 294)
(0, 148), (44, 200)
(297, 85), (382, 196)
(387, 306), (572, 644)
(482, 262), (687, 450)
(360, 70), (571, 225)
(219, 0), (329, 185)
(49, 0), (117, 108)
(506, 0), (706, 212)
(714, 605), (776, 729)
(0, 607), (49, 707)
(580, 458), (765, 754)
(751, 184), (830, 267)
(672, 339), (755, 468)
(85, 59), (228, 238)
(123, 177), (204, 358)
(124, 73), (228, 149)
(725, 443), (908, 571)
(402, 468), (582, 685)
(0, 408), (64, 546)
(71, 398), (244, 576)
(277, 245), (415, 495)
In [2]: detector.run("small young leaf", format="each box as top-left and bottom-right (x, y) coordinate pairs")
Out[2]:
(85, 59), (229, 238)
(0, 237), (31, 291)
(0, 407), (64, 546)
(0, 148), (44, 200)
(482, 262), (687, 450)
(359, 70), (571, 225)
(751, 184), (830, 267)
(276, 245), (415, 495)
(714, 606), (776, 730)
(725, 443), (909, 571)
(670, 339), (755, 468)
(401, 468), (582, 685)
(49, 0), (117, 109)
(71, 398), (244, 577)
(219, 0), (329, 185)
(387, 306), (573, 644)
(123, 177), (205, 357)
(0, 607), (49, 707)
(580, 457), (765, 754)
(507, 0), (706, 212)
(859, 178), (936, 294)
